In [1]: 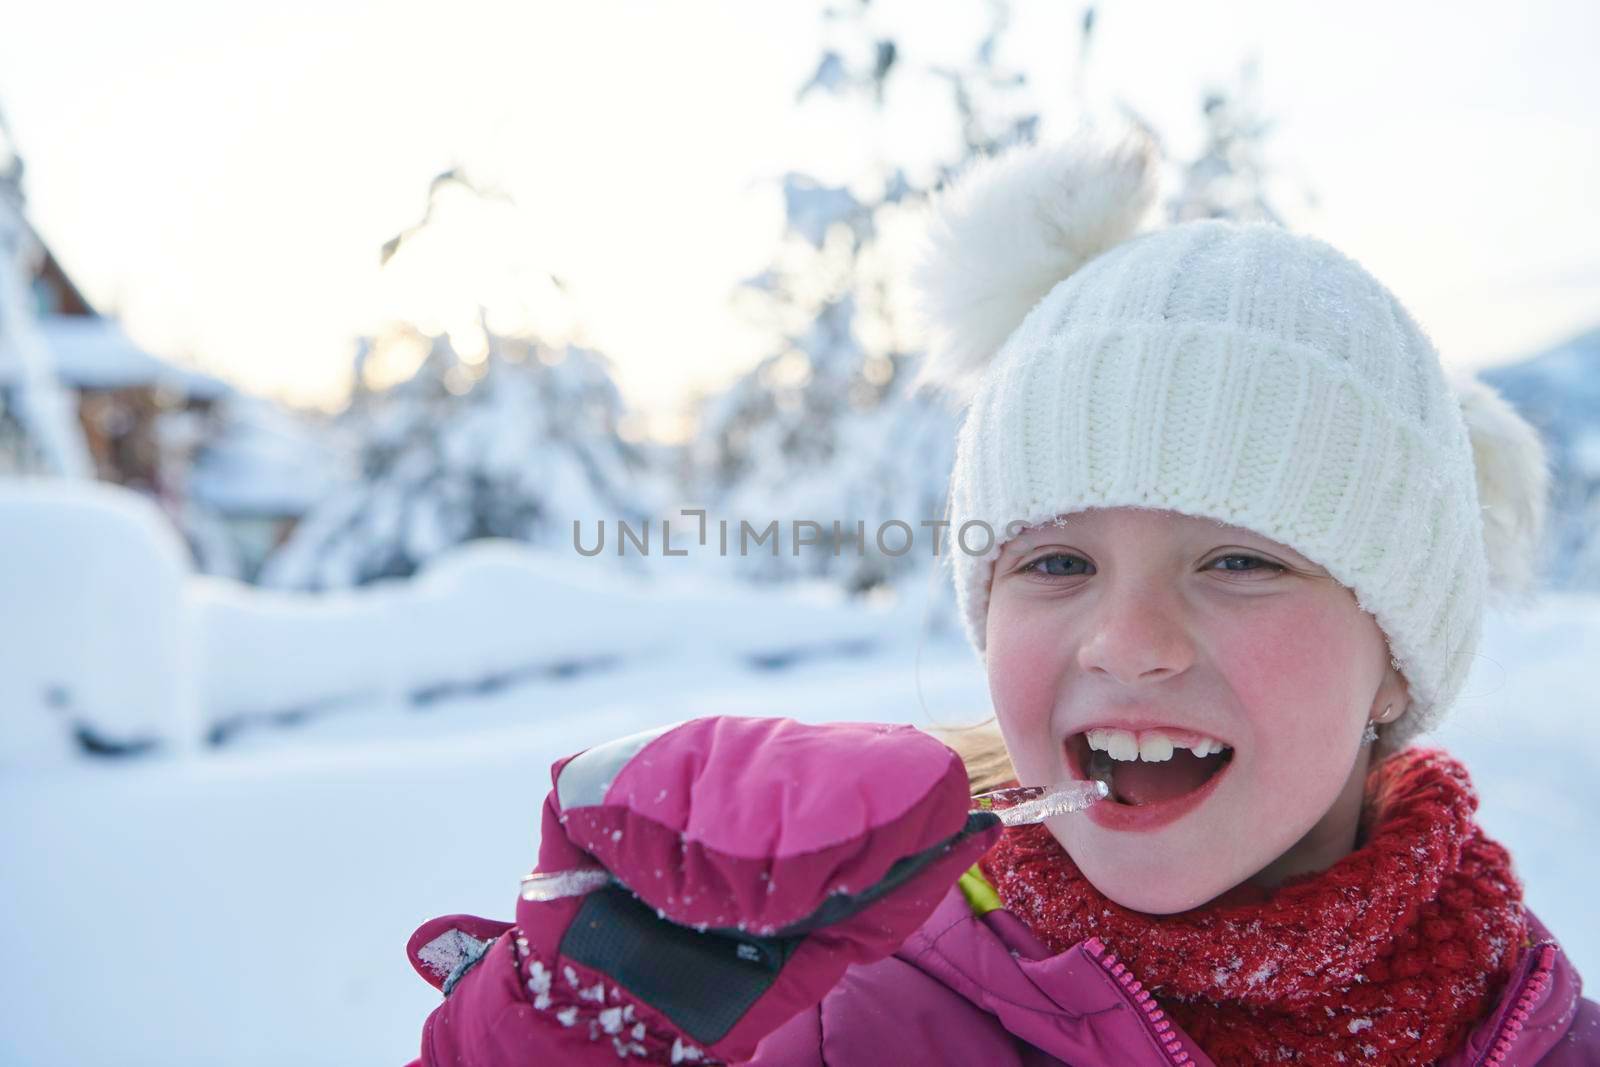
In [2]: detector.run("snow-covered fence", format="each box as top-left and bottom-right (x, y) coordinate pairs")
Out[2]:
(198, 538), (904, 741)
(193, 542), (652, 740)
(0, 480), (198, 766)
(2, 481), (916, 764)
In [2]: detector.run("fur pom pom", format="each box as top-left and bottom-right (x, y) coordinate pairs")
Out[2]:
(909, 125), (1160, 405)
(1453, 373), (1552, 607)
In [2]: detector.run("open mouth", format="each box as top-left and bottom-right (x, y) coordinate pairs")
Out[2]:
(1065, 730), (1235, 809)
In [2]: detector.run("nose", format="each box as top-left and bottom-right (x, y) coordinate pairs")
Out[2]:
(1075, 583), (1197, 685)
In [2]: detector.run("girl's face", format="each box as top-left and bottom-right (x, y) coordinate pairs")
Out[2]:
(984, 506), (1410, 913)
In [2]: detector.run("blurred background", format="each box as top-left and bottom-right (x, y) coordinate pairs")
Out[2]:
(0, 1), (1596, 1063)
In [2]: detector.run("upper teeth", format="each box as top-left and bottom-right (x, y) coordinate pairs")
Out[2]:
(1086, 728), (1231, 762)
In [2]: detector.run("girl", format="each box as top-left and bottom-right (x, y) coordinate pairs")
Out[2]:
(402, 129), (1596, 1065)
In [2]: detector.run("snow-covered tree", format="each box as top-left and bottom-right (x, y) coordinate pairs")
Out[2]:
(1163, 58), (1295, 226)
(263, 325), (654, 589)
(0, 107), (91, 479)
(686, 0), (1042, 595)
(260, 172), (656, 589)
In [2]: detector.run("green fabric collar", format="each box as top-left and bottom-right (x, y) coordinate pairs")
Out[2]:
(958, 863), (1004, 916)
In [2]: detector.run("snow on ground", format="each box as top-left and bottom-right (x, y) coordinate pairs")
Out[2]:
(0, 598), (985, 1067)
(0, 571), (1595, 1065)
(1426, 593), (1600, 966)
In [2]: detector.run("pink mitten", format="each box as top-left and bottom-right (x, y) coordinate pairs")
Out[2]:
(405, 716), (1000, 1065)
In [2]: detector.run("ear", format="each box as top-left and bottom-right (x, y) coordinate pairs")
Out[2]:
(1372, 660), (1411, 727)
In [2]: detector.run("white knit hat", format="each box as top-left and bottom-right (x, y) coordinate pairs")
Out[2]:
(913, 127), (1552, 752)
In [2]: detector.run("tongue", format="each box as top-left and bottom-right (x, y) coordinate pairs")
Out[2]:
(1115, 751), (1221, 806)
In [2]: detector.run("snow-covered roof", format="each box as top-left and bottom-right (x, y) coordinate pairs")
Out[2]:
(34, 314), (231, 399)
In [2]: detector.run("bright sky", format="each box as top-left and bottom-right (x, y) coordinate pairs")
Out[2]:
(3, 0), (1597, 440)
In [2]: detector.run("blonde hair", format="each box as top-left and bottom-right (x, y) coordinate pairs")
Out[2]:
(927, 718), (1017, 795)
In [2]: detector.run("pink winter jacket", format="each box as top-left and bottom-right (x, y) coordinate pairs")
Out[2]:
(746, 876), (1596, 1066)
(402, 713), (1595, 1065)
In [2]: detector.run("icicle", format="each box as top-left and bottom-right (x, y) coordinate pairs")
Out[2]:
(971, 780), (1108, 826)
(520, 866), (614, 902)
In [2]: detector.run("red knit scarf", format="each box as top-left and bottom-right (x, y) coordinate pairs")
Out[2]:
(979, 747), (1528, 1065)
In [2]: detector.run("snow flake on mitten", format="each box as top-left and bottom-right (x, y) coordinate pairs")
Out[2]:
(416, 928), (496, 995)
(509, 928), (718, 1063)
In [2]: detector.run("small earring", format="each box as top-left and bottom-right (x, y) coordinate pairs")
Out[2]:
(1361, 721), (1380, 745)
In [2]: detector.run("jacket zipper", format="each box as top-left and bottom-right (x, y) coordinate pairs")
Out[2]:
(1083, 937), (1196, 1066)
(1081, 935), (1556, 1067)
(1475, 943), (1556, 1067)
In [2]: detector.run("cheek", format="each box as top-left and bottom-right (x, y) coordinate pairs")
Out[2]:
(1219, 597), (1378, 782)
(984, 598), (1065, 779)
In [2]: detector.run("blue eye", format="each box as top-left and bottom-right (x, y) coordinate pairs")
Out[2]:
(1209, 554), (1286, 576)
(1025, 554), (1089, 578)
